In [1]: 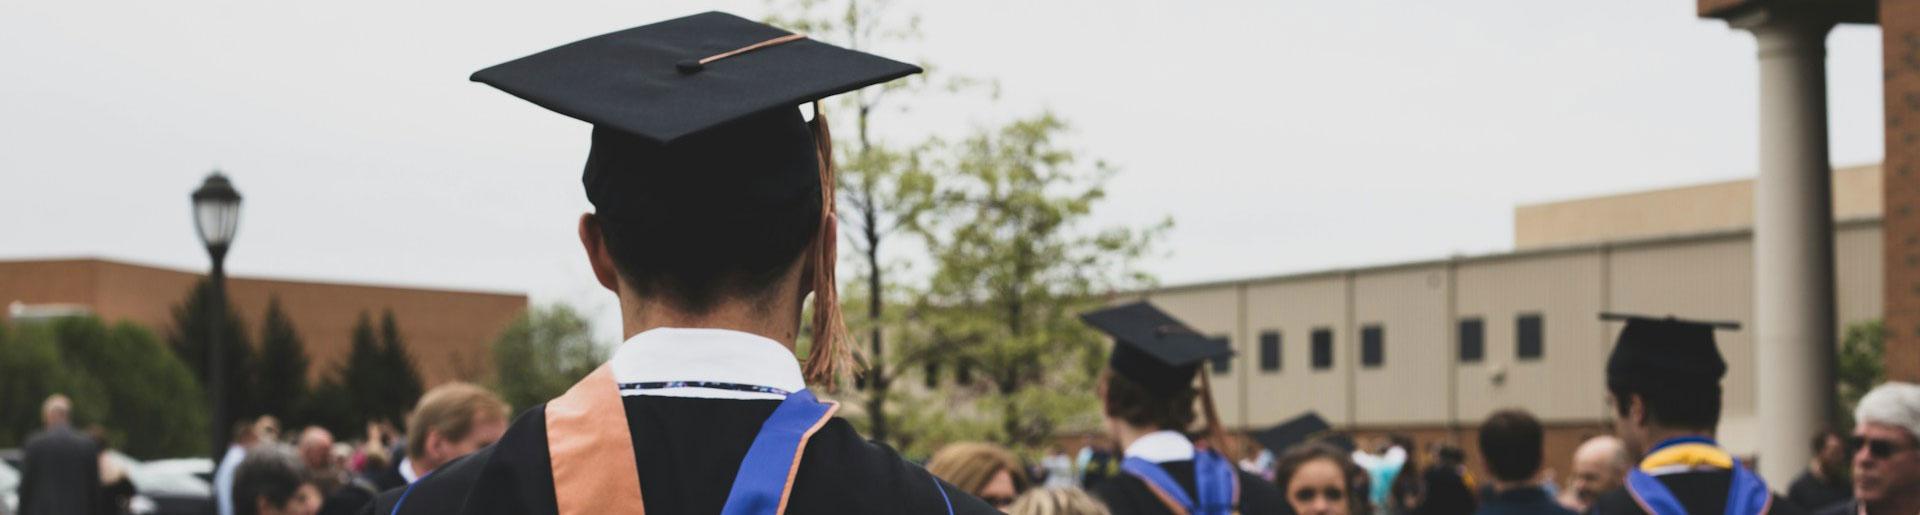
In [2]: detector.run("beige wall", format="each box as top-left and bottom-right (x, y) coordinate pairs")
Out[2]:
(1241, 274), (1352, 427)
(1351, 266), (1451, 426)
(1454, 251), (1608, 423)
(1515, 163), (1881, 250)
(1139, 220), (1884, 463)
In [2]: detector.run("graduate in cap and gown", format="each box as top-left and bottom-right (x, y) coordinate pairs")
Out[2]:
(1590, 314), (1803, 515)
(366, 11), (996, 515)
(1081, 302), (1291, 515)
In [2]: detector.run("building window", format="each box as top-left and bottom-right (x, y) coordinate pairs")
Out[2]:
(1458, 318), (1485, 363)
(1311, 328), (1334, 370)
(1517, 314), (1544, 360)
(924, 362), (940, 389)
(1361, 325), (1384, 368)
(1259, 331), (1282, 372)
(1211, 335), (1232, 374)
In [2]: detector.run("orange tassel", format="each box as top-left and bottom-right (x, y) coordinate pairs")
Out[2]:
(1197, 367), (1237, 462)
(804, 102), (860, 388)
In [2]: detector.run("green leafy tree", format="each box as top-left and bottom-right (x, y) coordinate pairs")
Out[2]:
(0, 321), (88, 449)
(765, 0), (988, 444)
(905, 113), (1167, 448)
(1837, 319), (1886, 427)
(167, 279), (258, 442)
(490, 304), (606, 411)
(256, 297), (310, 424)
(45, 317), (209, 458)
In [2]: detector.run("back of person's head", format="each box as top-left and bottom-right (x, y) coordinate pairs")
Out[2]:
(1007, 487), (1112, 515)
(405, 382), (511, 460)
(1478, 409), (1545, 484)
(1099, 370), (1197, 432)
(233, 444), (314, 515)
(297, 427), (334, 470)
(590, 115), (823, 314)
(1857, 382), (1920, 444)
(1607, 380), (1721, 432)
(41, 394), (70, 427)
(927, 442), (1032, 506)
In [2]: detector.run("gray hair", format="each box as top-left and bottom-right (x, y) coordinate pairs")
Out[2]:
(1856, 382), (1920, 443)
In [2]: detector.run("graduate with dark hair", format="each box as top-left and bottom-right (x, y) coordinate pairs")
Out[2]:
(1081, 302), (1290, 515)
(367, 11), (995, 515)
(1590, 314), (1802, 515)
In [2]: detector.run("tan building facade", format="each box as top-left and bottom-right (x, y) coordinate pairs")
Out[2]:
(1137, 166), (1883, 476)
(0, 258), (527, 385)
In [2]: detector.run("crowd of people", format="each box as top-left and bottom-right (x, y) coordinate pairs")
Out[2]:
(15, 9), (1920, 515)
(11, 382), (509, 515)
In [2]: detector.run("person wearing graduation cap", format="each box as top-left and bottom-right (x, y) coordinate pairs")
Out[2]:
(364, 11), (997, 515)
(1589, 314), (1803, 515)
(1081, 302), (1291, 515)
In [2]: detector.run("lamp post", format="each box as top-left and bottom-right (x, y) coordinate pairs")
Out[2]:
(192, 171), (242, 456)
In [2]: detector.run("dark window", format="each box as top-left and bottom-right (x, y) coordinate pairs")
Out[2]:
(1211, 335), (1232, 374)
(1259, 331), (1282, 372)
(1458, 318), (1485, 363)
(1517, 314), (1544, 360)
(1361, 325), (1385, 368)
(924, 362), (940, 389)
(1311, 328), (1334, 370)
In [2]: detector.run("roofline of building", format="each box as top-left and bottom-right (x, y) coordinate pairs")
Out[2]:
(1511, 162), (1882, 211)
(1145, 216), (1883, 295)
(0, 255), (529, 300)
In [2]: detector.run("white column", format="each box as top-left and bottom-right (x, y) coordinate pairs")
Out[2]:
(1743, 12), (1837, 488)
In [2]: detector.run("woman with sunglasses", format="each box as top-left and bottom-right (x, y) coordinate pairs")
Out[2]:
(1277, 444), (1359, 515)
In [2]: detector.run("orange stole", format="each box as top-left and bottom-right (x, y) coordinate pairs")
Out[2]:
(545, 365), (646, 514)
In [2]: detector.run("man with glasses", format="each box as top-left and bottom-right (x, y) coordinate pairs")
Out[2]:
(1590, 314), (1801, 515)
(1818, 383), (1920, 515)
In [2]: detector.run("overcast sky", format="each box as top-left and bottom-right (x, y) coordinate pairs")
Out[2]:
(0, 0), (1886, 343)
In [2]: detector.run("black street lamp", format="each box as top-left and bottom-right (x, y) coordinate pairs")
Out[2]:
(192, 171), (241, 457)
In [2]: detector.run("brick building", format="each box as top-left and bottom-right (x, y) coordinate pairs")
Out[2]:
(0, 258), (527, 386)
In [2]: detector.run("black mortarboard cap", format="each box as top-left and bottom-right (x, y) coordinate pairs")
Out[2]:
(1080, 302), (1234, 393)
(1255, 412), (1334, 454)
(1601, 312), (1739, 390)
(470, 11), (922, 219)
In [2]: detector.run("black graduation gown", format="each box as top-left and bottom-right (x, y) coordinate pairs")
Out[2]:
(1091, 460), (1291, 515)
(368, 395), (997, 514)
(1590, 470), (1806, 515)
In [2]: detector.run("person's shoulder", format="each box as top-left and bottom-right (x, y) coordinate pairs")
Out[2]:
(787, 418), (997, 515)
(1766, 494), (1810, 515)
(377, 447), (494, 515)
(1591, 487), (1646, 515)
(1236, 469), (1288, 513)
(1812, 499), (1857, 515)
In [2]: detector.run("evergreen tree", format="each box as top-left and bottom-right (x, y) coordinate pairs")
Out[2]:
(341, 311), (390, 427)
(47, 317), (209, 458)
(256, 297), (310, 424)
(167, 278), (258, 442)
(379, 309), (425, 422)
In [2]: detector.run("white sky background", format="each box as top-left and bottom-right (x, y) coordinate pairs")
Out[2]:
(0, 0), (1886, 345)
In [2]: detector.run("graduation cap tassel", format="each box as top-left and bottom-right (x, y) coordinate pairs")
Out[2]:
(1196, 367), (1237, 462)
(804, 101), (861, 389)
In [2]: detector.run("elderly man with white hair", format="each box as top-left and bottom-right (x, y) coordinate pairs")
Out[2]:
(1819, 382), (1920, 515)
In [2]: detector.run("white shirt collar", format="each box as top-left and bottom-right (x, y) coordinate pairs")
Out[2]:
(1125, 430), (1195, 463)
(398, 456), (420, 484)
(609, 327), (806, 400)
